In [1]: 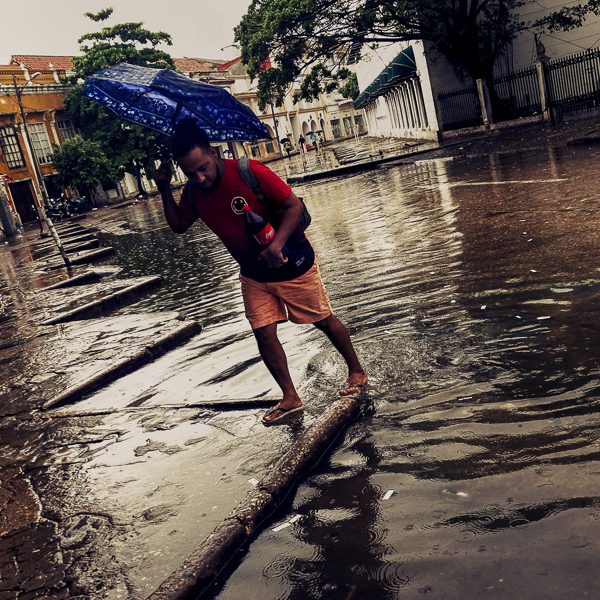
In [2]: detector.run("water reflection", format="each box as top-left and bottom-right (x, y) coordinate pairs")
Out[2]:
(199, 145), (600, 599)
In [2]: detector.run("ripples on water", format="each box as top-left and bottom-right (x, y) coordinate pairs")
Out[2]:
(100, 145), (600, 598)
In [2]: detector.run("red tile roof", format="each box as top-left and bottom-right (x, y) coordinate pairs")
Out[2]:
(218, 57), (242, 72)
(10, 55), (74, 71)
(6, 55), (228, 75)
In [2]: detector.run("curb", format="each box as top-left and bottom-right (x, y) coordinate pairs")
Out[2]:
(37, 270), (104, 291)
(148, 393), (363, 600)
(286, 139), (471, 183)
(39, 275), (165, 325)
(64, 241), (100, 254)
(46, 246), (115, 269)
(42, 320), (202, 410)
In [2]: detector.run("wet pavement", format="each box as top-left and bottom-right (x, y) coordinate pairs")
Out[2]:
(2, 118), (600, 599)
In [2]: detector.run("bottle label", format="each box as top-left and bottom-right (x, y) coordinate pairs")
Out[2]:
(253, 223), (276, 245)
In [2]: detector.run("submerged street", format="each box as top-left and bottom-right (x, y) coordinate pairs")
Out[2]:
(1, 125), (600, 598)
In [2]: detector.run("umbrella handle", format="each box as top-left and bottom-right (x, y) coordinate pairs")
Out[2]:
(156, 179), (168, 193)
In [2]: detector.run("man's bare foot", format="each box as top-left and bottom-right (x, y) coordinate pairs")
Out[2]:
(339, 371), (368, 396)
(263, 398), (303, 424)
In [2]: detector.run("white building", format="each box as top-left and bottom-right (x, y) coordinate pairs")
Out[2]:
(206, 56), (366, 160)
(353, 1), (600, 140)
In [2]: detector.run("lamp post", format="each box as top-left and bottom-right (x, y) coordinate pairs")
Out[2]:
(12, 73), (71, 268)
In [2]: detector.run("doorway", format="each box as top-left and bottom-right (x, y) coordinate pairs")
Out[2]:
(9, 180), (37, 223)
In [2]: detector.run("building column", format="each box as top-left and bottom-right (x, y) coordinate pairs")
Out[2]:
(408, 80), (422, 129)
(48, 110), (60, 145)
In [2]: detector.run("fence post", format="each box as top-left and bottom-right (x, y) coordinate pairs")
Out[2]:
(535, 60), (552, 122)
(476, 79), (494, 127)
(535, 38), (554, 123)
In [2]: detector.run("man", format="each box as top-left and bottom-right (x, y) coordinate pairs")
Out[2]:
(153, 119), (367, 424)
(282, 138), (292, 159)
(298, 134), (306, 152)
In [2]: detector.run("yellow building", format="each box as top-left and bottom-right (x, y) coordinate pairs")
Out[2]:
(0, 56), (76, 223)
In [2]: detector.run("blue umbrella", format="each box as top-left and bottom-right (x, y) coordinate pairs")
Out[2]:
(82, 62), (270, 141)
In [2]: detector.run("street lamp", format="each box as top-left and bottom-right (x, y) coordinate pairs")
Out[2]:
(12, 73), (71, 268)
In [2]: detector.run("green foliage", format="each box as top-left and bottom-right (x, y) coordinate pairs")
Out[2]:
(338, 72), (359, 100)
(236, 0), (599, 109)
(84, 7), (114, 22)
(533, 0), (600, 32)
(65, 8), (174, 192)
(52, 136), (117, 199)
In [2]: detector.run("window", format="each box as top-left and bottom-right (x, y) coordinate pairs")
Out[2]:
(0, 126), (26, 169)
(250, 142), (261, 157)
(330, 119), (343, 138)
(57, 120), (77, 141)
(27, 122), (53, 164)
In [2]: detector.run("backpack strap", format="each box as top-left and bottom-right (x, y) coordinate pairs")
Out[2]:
(237, 157), (266, 204)
(238, 157), (311, 230)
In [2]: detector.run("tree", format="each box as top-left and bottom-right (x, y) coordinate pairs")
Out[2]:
(64, 8), (175, 194)
(338, 72), (359, 101)
(235, 0), (600, 112)
(52, 136), (118, 203)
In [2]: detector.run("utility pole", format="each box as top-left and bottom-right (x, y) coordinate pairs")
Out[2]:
(12, 74), (71, 268)
(270, 102), (284, 157)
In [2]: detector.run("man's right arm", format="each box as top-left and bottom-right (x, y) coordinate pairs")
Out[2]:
(152, 161), (194, 234)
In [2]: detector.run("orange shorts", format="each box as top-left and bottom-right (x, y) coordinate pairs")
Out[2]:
(240, 262), (333, 330)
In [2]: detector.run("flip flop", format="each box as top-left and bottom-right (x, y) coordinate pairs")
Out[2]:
(262, 405), (304, 424)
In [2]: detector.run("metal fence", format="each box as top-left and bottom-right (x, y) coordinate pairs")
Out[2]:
(493, 65), (541, 121)
(437, 84), (483, 131)
(546, 47), (600, 119)
(436, 46), (600, 130)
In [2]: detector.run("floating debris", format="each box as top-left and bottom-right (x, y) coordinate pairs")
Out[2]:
(272, 514), (301, 532)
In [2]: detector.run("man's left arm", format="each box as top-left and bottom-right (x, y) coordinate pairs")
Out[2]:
(259, 192), (303, 268)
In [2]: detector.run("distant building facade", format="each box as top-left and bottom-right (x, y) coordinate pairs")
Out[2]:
(1, 52), (366, 222)
(0, 57), (76, 224)
(181, 54), (366, 161)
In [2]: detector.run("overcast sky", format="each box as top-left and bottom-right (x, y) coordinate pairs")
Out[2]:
(0, 0), (253, 64)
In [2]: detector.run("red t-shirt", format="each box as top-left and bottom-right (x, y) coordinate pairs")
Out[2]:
(178, 159), (314, 282)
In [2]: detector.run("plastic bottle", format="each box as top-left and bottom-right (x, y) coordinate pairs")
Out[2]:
(242, 205), (288, 258)
(243, 205), (276, 245)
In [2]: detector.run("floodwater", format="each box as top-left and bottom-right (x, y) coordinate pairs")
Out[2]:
(94, 142), (600, 599)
